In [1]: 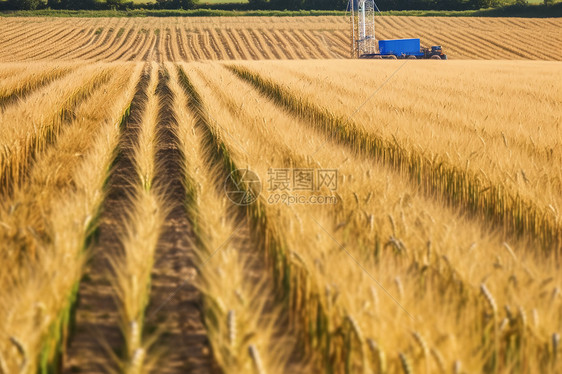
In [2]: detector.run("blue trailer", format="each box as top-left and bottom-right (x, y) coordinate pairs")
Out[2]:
(360, 38), (447, 60)
(379, 39), (424, 57)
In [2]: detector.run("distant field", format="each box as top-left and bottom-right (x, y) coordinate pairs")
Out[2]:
(0, 16), (561, 61)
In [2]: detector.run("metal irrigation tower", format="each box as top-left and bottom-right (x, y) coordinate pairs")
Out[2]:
(349, 0), (377, 58)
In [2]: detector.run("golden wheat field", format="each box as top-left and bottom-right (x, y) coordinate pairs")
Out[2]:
(1, 16), (562, 61)
(0, 14), (561, 374)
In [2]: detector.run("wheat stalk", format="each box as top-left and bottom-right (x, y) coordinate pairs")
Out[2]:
(388, 214), (396, 236)
(502, 242), (517, 261)
(129, 321), (141, 357)
(9, 336), (27, 372)
(0, 351), (7, 374)
(412, 331), (429, 373)
(228, 309), (237, 348)
(480, 283), (497, 315)
(399, 352), (413, 374)
(499, 318), (509, 332)
(395, 277), (404, 301)
(517, 306), (527, 330)
(531, 309), (539, 328)
(430, 348), (445, 373)
(249, 344), (265, 374)
(367, 339), (386, 374)
(553, 333), (560, 364)
(127, 348), (145, 374)
(346, 315), (363, 343)
(426, 241), (432, 264)
(370, 286), (379, 312)
(453, 360), (462, 374)
(551, 287), (560, 303)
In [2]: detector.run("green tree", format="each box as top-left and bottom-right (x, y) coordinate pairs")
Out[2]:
(106, 0), (123, 8)
(304, 0), (348, 9)
(270, 0), (305, 9)
(8, 0), (43, 9)
(248, 0), (269, 8)
(156, 0), (196, 9)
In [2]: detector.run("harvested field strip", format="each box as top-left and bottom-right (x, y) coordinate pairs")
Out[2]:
(331, 30), (351, 50)
(164, 29), (175, 62)
(102, 26), (133, 59)
(496, 31), (561, 60)
(300, 30), (331, 59)
(0, 63), (140, 374)
(243, 30), (270, 60)
(0, 66), (115, 195)
(271, 30), (296, 59)
(258, 29), (283, 59)
(314, 31), (345, 59)
(280, 30), (307, 59)
(140, 32), (156, 61)
(476, 33), (533, 59)
(41, 28), (96, 61)
(434, 30), (494, 59)
(169, 28), (183, 61)
(0, 24), (41, 47)
(145, 32), (157, 62)
(64, 64), (150, 373)
(58, 27), (101, 60)
(235, 29), (259, 60)
(174, 28), (188, 61)
(228, 64), (562, 255)
(184, 30), (201, 60)
(3, 17), (561, 61)
(290, 31), (319, 58)
(126, 30), (150, 61)
(200, 29), (217, 59)
(197, 30), (214, 60)
(23, 27), (85, 61)
(2, 25), (69, 61)
(154, 31), (162, 63)
(71, 27), (113, 60)
(98, 27), (135, 61)
(244, 29), (269, 59)
(142, 33), (158, 62)
(219, 29), (244, 60)
(106, 28), (137, 61)
(0, 22), (63, 52)
(85, 28), (126, 61)
(73, 20), (122, 59)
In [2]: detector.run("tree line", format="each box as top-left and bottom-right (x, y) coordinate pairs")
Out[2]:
(250, 0), (511, 10)
(4, 0), (553, 13)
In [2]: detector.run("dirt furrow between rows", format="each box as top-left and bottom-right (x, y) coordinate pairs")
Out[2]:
(142, 67), (216, 374)
(63, 66), (151, 373)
